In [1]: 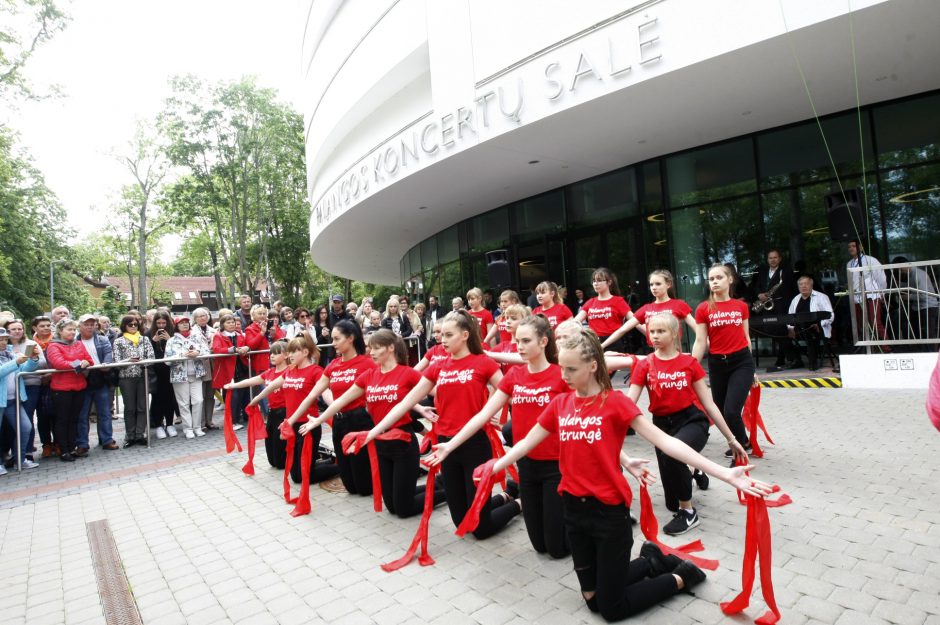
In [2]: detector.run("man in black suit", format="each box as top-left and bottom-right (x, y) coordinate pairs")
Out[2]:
(751, 249), (797, 372)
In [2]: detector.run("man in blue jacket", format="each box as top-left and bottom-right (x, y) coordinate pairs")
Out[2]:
(76, 314), (118, 454)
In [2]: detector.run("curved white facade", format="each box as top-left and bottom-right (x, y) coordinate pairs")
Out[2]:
(302, 0), (940, 284)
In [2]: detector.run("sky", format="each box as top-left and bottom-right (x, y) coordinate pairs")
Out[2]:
(5, 0), (306, 258)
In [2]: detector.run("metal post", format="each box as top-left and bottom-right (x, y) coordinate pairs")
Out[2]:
(49, 262), (54, 314)
(14, 371), (23, 471)
(143, 365), (151, 449)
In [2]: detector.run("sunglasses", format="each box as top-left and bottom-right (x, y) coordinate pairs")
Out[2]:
(126, 322), (138, 327)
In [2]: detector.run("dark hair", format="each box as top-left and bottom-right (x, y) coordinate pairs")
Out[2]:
(443, 309), (485, 355)
(333, 319), (366, 355)
(30, 315), (51, 329)
(286, 333), (319, 361)
(315, 305), (329, 321)
(294, 307), (310, 319)
(119, 315), (140, 333)
(517, 314), (558, 364)
(591, 267), (622, 296)
(368, 329), (408, 365)
(147, 310), (175, 338)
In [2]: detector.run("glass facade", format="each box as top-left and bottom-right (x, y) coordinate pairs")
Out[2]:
(400, 90), (940, 309)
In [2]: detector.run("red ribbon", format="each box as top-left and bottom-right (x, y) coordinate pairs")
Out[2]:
(223, 391), (243, 454)
(483, 424), (519, 486)
(381, 431), (439, 572)
(742, 385), (774, 458)
(455, 458), (505, 537)
(638, 483), (719, 570)
(290, 433), (314, 516)
(342, 429), (412, 512)
(241, 404), (268, 476)
(720, 494), (782, 624)
(280, 420), (297, 504)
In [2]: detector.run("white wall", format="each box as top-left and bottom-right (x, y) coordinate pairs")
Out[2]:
(840, 352), (937, 389)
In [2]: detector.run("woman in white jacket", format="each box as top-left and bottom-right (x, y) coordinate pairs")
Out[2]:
(166, 317), (211, 438)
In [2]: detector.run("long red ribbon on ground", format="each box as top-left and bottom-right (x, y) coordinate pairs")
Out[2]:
(484, 424), (519, 485)
(721, 494), (782, 624)
(342, 429), (412, 512)
(223, 391), (243, 454)
(241, 404), (268, 476)
(742, 385), (775, 458)
(637, 483), (719, 570)
(279, 420), (297, 504)
(290, 433), (314, 516)
(381, 431), (439, 572)
(455, 459), (505, 537)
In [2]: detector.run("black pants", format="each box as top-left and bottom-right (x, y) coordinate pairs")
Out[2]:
(439, 430), (520, 539)
(518, 457), (568, 558)
(224, 386), (250, 425)
(376, 431), (445, 518)
(332, 408), (374, 496)
(653, 407), (710, 511)
(563, 494), (679, 622)
(793, 324), (822, 367)
(150, 369), (176, 428)
(290, 422), (340, 484)
(501, 420), (513, 446)
(598, 335), (626, 355)
(36, 385), (55, 446)
(707, 348), (752, 446)
(265, 407), (288, 469)
(52, 390), (84, 455)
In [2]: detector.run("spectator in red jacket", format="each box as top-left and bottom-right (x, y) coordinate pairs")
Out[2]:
(44, 319), (93, 462)
(212, 314), (251, 428)
(243, 305), (286, 375)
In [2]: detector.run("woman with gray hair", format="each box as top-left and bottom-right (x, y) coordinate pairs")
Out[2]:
(191, 307), (217, 429)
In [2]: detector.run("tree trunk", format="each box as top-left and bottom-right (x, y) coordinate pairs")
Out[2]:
(138, 201), (148, 309)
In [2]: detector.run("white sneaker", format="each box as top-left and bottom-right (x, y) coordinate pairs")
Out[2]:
(22, 459), (39, 469)
(166, 425), (179, 437)
(185, 430), (195, 439)
(232, 423), (244, 431)
(0, 464), (7, 476)
(155, 427), (167, 439)
(195, 429), (206, 437)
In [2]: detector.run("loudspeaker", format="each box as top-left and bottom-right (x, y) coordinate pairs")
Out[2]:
(825, 188), (868, 242)
(485, 249), (513, 291)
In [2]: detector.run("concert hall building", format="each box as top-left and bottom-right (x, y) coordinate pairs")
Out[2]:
(301, 0), (940, 313)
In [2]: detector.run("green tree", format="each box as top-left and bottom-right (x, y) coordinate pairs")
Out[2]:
(0, 0), (69, 100)
(99, 285), (127, 320)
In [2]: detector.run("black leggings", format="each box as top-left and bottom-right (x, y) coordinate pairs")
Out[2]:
(652, 407), (710, 512)
(52, 390), (84, 454)
(706, 348), (752, 446)
(331, 408), (374, 496)
(563, 494), (679, 622)
(375, 432), (445, 518)
(518, 457), (568, 558)
(439, 430), (520, 539)
(265, 407), (288, 469)
(290, 422), (340, 484)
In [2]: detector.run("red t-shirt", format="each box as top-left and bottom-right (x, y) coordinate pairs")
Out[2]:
(694, 300), (750, 355)
(324, 354), (376, 411)
(635, 299), (693, 346)
(581, 296), (631, 337)
(261, 368), (287, 410)
(487, 341), (520, 374)
(496, 315), (512, 344)
(538, 391), (640, 506)
(280, 364), (324, 423)
(629, 354), (705, 416)
(498, 364), (569, 461)
(423, 353), (501, 436)
(422, 344), (447, 367)
(539, 303), (573, 329)
(355, 365), (423, 429)
(469, 308), (495, 338)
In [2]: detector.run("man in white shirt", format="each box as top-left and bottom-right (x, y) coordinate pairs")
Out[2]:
(787, 276), (834, 371)
(846, 240), (888, 347)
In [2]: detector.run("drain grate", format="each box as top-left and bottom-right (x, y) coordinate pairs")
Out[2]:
(86, 520), (144, 625)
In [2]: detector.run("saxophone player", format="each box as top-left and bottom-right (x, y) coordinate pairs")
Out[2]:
(750, 249), (797, 373)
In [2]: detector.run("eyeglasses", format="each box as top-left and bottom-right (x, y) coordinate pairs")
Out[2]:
(298, 313), (309, 318)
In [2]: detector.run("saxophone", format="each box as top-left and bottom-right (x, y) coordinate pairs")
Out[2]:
(752, 280), (782, 313)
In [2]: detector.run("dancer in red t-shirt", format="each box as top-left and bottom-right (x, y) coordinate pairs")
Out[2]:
(428, 314), (571, 557)
(627, 314), (747, 535)
(466, 288), (495, 343)
(575, 268), (634, 352)
(224, 340), (290, 468)
(303, 330), (445, 517)
(378, 310), (521, 538)
(485, 326), (770, 622)
(483, 289), (523, 346)
(692, 263), (754, 460)
(601, 269), (697, 351)
(535, 281), (573, 329)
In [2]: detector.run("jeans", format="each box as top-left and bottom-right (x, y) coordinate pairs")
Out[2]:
(331, 407), (374, 495)
(375, 431), (445, 518)
(563, 494), (679, 621)
(2, 402), (32, 462)
(77, 385), (114, 447)
(652, 406), (710, 511)
(22, 385), (40, 453)
(706, 347), (753, 447)
(439, 430), (520, 539)
(518, 457), (568, 558)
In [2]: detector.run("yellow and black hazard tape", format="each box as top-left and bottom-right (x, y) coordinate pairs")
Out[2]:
(760, 377), (842, 389)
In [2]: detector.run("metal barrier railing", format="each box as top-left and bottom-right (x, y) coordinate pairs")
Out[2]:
(11, 348), (272, 472)
(847, 258), (940, 352)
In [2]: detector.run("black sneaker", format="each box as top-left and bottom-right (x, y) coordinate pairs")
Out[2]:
(663, 508), (699, 536)
(640, 541), (683, 577)
(674, 560), (706, 593)
(692, 469), (709, 491)
(59, 453), (76, 462)
(724, 444), (752, 457)
(765, 364), (784, 373)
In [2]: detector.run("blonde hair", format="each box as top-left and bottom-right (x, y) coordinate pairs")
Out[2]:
(499, 290), (521, 306)
(649, 269), (676, 298)
(502, 303), (530, 320)
(466, 287), (483, 301)
(646, 313), (679, 340)
(250, 304), (269, 320)
(553, 319), (583, 342)
(286, 334), (319, 362)
(535, 281), (562, 305)
(558, 327), (613, 394)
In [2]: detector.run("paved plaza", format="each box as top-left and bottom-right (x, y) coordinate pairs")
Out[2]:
(1, 387), (938, 625)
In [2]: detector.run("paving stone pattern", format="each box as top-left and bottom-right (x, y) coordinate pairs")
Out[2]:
(1, 388), (938, 625)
